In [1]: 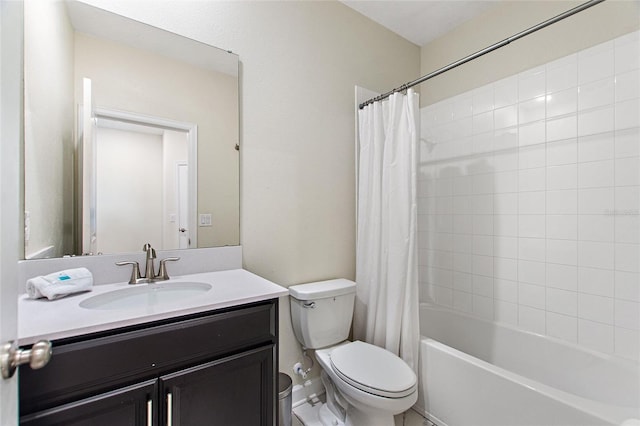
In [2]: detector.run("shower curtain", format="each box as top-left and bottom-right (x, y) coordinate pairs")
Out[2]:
(354, 89), (420, 372)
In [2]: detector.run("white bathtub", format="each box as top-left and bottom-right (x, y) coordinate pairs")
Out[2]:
(415, 304), (640, 426)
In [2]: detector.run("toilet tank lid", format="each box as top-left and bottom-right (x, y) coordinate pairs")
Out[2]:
(289, 279), (356, 300)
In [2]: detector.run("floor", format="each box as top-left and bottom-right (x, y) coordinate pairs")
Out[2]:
(395, 409), (436, 426)
(292, 402), (434, 426)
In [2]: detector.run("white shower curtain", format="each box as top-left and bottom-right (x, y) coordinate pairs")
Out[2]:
(354, 89), (420, 372)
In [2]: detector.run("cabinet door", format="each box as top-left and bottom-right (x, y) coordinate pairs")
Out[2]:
(161, 345), (275, 426)
(20, 380), (157, 426)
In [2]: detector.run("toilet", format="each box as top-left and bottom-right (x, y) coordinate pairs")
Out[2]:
(289, 279), (417, 426)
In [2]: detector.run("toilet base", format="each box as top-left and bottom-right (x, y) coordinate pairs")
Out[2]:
(317, 401), (395, 426)
(292, 392), (403, 426)
(318, 403), (345, 426)
(320, 366), (403, 426)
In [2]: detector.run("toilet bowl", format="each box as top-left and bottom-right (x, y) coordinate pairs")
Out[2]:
(289, 279), (417, 426)
(316, 341), (417, 425)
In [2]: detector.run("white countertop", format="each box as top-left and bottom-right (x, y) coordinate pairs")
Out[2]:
(18, 269), (288, 345)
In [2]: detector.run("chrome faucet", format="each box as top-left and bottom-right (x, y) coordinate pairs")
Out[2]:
(116, 244), (180, 284)
(143, 243), (157, 279)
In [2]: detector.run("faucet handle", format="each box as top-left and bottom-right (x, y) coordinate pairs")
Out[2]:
(116, 261), (142, 285)
(157, 257), (180, 280)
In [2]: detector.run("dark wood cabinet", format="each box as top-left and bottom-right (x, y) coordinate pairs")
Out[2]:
(19, 300), (278, 426)
(21, 380), (156, 426)
(161, 346), (273, 426)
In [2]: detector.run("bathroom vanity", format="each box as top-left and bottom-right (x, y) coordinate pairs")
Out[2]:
(17, 269), (287, 426)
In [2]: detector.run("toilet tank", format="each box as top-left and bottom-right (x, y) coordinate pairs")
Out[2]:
(289, 279), (356, 349)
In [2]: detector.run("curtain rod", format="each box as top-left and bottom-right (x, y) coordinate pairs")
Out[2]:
(359, 0), (606, 110)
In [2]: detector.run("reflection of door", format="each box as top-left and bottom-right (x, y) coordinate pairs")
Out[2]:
(96, 127), (164, 254)
(77, 106), (197, 254)
(177, 162), (189, 249)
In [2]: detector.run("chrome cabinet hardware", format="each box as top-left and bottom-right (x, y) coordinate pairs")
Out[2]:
(1, 340), (52, 379)
(147, 399), (153, 426)
(166, 392), (173, 426)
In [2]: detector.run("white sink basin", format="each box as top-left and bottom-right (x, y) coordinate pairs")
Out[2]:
(79, 282), (212, 310)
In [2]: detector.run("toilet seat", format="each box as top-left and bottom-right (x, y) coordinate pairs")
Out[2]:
(329, 341), (416, 398)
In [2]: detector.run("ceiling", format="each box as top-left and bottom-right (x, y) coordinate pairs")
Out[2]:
(341, 0), (499, 47)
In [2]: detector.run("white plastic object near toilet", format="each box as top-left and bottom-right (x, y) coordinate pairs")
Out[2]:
(289, 279), (417, 426)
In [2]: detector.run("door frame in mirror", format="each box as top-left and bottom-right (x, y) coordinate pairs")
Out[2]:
(79, 106), (198, 254)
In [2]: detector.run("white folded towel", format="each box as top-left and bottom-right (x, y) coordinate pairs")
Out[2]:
(26, 268), (94, 300)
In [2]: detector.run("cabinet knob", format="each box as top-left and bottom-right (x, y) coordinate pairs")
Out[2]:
(0, 340), (52, 379)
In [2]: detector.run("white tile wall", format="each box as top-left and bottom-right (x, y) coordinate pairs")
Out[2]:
(419, 30), (640, 362)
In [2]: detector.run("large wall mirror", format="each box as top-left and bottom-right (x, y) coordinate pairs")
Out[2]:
(23, 0), (240, 259)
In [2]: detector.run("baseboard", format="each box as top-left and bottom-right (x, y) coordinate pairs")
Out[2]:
(291, 376), (325, 408)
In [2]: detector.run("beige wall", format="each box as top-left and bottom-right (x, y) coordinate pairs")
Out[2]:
(24, 0), (75, 258)
(79, 0), (420, 384)
(420, 0), (640, 106)
(74, 33), (240, 248)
